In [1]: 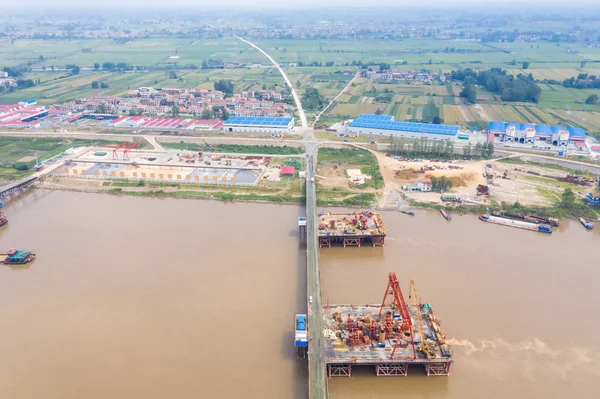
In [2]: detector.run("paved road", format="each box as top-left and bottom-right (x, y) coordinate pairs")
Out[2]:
(235, 36), (308, 129)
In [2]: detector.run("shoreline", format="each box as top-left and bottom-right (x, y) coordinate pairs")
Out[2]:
(36, 183), (599, 222)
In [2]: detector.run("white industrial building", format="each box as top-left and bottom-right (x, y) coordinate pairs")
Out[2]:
(347, 114), (459, 141)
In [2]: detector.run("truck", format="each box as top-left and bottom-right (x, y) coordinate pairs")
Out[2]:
(295, 314), (308, 358)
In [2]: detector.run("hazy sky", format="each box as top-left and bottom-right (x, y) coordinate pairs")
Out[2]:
(4, 0), (599, 9)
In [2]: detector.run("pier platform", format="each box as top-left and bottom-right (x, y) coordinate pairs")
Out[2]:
(322, 304), (452, 377)
(317, 211), (386, 247)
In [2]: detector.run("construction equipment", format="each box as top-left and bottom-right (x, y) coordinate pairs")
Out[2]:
(410, 278), (436, 359)
(123, 142), (140, 161)
(112, 142), (129, 160)
(379, 272), (415, 360)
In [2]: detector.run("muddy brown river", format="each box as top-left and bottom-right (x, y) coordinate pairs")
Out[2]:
(0, 191), (598, 398)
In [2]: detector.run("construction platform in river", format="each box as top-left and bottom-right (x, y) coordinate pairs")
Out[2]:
(317, 211), (386, 247)
(322, 273), (452, 377)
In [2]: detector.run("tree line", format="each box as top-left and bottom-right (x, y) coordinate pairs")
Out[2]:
(389, 136), (456, 159)
(452, 68), (542, 103)
(563, 73), (600, 89)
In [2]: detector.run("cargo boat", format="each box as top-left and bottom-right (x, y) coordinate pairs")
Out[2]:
(401, 210), (415, 216)
(1, 249), (36, 265)
(492, 211), (559, 227)
(579, 218), (595, 230)
(479, 214), (552, 234)
(440, 209), (451, 221)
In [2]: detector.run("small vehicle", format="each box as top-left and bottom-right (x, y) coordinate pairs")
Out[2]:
(309, 296), (313, 304)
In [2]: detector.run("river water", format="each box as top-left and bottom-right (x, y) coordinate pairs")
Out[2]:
(0, 191), (598, 399)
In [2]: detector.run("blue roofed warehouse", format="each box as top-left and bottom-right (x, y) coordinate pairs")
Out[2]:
(347, 114), (459, 141)
(223, 116), (295, 134)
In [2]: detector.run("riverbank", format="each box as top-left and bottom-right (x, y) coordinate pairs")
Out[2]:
(409, 198), (600, 221)
(41, 177), (379, 207)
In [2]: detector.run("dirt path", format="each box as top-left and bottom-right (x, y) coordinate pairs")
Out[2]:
(472, 104), (492, 122)
(457, 105), (472, 122)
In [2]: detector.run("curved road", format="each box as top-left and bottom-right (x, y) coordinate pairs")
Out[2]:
(236, 36), (308, 129)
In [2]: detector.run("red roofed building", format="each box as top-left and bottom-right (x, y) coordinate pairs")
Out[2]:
(281, 166), (296, 176)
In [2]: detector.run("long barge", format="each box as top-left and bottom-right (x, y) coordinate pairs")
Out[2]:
(479, 214), (552, 233)
(493, 211), (559, 227)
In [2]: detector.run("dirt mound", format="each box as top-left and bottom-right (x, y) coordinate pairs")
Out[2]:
(394, 169), (422, 180)
(423, 171), (477, 188)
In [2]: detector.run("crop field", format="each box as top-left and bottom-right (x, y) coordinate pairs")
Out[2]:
(1, 36), (599, 134)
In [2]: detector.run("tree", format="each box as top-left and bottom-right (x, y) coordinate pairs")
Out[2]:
(375, 108), (384, 115)
(214, 80), (234, 94)
(100, 82), (108, 89)
(97, 103), (107, 114)
(432, 116), (442, 124)
(66, 64), (80, 75)
(522, 62), (530, 69)
(585, 94), (598, 105)
(39, 55), (45, 62)
(379, 62), (391, 71)
(171, 105), (180, 116)
(102, 62), (115, 71)
(168, 71), (177, 79)
(221, 108), (230, 120)
(581, 61), (587, 68)
(460, 84), (477, 104)
(301, 88), (326, 110)
(94, 62), (100, 70)
(91, 81), (99, 89)
(483, 142), (495, 159)
(560, 188), (576, 209)
(201, 109), (213, 119)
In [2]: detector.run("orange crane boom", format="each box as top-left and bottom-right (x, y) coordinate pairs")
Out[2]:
(379, 272), (412, 331)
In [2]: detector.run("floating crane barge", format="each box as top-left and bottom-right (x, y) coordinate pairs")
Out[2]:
(322, 273), (452, 377)
(317, 211), (386, 248)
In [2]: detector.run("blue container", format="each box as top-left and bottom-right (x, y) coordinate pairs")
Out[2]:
(378, 343), (386, 348)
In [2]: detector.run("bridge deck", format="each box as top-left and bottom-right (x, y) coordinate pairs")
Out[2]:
(306, 153), (328, 399)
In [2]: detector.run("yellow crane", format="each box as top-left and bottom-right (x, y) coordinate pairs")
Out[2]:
(409, 278), (435, 359)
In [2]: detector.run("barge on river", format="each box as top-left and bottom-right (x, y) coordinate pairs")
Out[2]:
(480, 214), (552, 234)
(1, 249), (36, 265)
(317, 211), (386, 247)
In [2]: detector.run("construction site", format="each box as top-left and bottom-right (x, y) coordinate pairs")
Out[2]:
(317, 211), (386, 247)
(323, 273), (452, 377)
(54, 145), (293, 186)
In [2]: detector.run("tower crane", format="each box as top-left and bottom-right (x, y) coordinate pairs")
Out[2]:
(379, 272), (415, 360)
(410, 278), (436, 359)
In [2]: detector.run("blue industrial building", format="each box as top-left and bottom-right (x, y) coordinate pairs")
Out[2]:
(347, 114), (459, 140)
(223, 116), (294, 133)
(588, 192), (600, 206)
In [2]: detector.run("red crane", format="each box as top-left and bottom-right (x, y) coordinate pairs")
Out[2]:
(379, 272), (416, 359)
(123, 142), (140, 161)
(112, 142), (129, 160)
